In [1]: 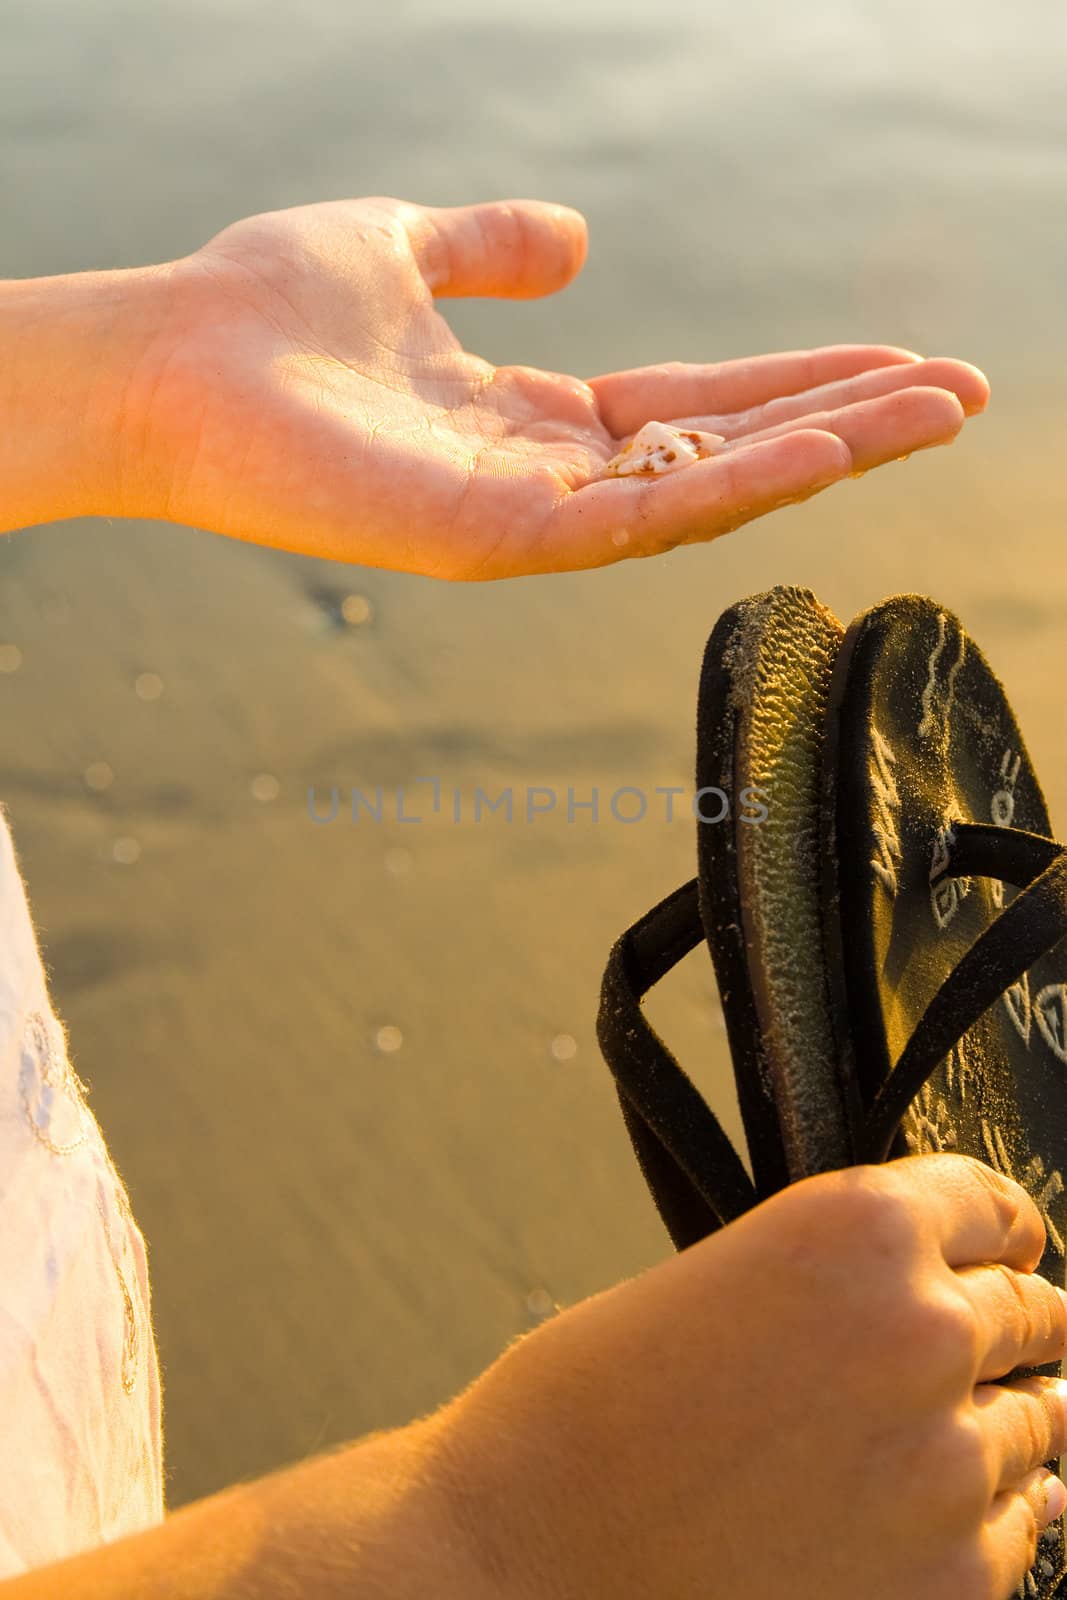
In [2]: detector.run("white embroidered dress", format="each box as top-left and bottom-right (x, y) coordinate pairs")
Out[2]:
(0, 801), (164, 1577)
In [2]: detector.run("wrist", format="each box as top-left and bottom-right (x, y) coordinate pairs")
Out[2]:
(0, 261), (175, 534)
(240, 1410), (509, 1600)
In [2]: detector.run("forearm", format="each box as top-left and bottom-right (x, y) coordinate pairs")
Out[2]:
(0, 1413), (492, 1600)
(0, 263), (170, 535)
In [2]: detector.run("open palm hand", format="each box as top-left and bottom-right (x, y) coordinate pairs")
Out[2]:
(126, 196), (989, 580)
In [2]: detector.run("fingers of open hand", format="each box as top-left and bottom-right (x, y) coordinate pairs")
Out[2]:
(664, 356), (989, 434)
(584, 343), (926, 436)
(545, 428), (851, 569)
(706, 385), (966, 469)
(547, 384), (965, 574)
(957, 1262), (1067, 1382)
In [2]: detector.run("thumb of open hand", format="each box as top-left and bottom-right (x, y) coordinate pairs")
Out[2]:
(407, 198), (589, 300)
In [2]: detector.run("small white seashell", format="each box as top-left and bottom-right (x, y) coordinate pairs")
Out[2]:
(601, 421), (728, 479)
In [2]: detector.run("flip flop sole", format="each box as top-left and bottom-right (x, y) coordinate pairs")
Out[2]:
(820, 595), (1067, 1598)
(697, 586), (855, 1189)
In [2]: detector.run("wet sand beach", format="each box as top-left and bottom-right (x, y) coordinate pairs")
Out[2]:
(1, 0), (1065, 1510)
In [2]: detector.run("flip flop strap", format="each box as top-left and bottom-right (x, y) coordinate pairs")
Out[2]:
(860, 824), (1067, 1163)
(600, 824), (1067, 1240)
(597, 879), (759, 1248)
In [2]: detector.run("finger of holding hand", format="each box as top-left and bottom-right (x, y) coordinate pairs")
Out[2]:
(981, 1468), (1066, 1598)
(886, 1154), (1048, 1274)
(974, 1378), (1067, 1495)
(958, 1263), (1067, 1382)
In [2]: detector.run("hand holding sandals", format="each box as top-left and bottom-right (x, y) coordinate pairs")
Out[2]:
(435, 1155), (1067, 1600)
(599, 586), (1067, 1596)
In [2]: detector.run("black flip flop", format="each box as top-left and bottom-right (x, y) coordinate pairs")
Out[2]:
(597, 586), (1067, 1597)
(821, 596), (1067, 1198)
(598, 585), (855, 1245)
